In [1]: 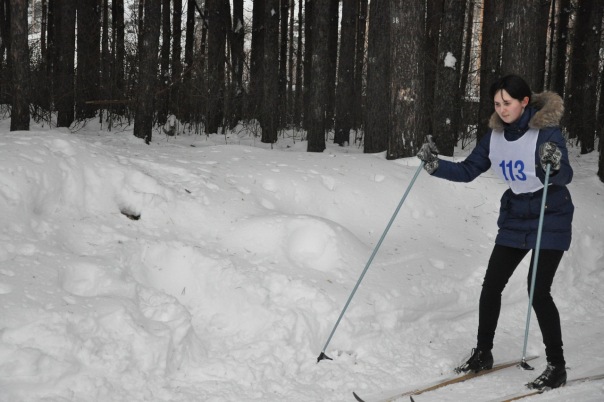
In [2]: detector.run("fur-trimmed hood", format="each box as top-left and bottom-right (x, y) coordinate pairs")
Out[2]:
(488, 91), (564, 130)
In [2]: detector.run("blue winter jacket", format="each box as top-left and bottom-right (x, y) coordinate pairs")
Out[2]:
(431, 91), (574, 251)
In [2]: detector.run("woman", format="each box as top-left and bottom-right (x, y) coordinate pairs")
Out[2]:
(417, 74), (573, 390)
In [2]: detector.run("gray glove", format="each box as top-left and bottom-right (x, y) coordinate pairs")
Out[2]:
(416, 137), (440, 174)
(539, 142), (561, 171)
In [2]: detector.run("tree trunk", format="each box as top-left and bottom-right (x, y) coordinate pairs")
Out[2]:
(388, 0), (426, 159)
(307, 0), (330, 152)
(325, 0), (338, 129)
(206, 0), (228, 134)
(262, 0), (279, 143)
(278, 0), (289, 128)
(364, 0), (390, 153)
(158, 0), (171, 126)
(231, 0), (244, 126)
(334, 0), (356, 146)
(55, 0), (76, 128)
(567, 1), (603, 154)
(287, 0), (295, 126)
(76, 0), (101, 120)
(550, 0), (570, 97)
(431, 0), (465, 156)
(112, 0), (125, 114)
(171, 0), (182, 116)
(293, 0), (303, 127)
(353, 0), (367, 132)
(477, 0), (503, 143)
(249, 0), (265, 121)
(302, 0), (313, 131)
(501, 0), (549, 91)
(425, 0), (444, 136)
(133, 0), (161, 143)
(10, 0), (30, 131)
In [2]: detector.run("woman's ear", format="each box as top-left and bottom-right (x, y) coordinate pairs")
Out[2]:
(521, 96), (530, 107)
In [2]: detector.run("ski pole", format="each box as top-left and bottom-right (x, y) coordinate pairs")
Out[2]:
(519, 163), (551, 370)
(317, 160), (426, 363)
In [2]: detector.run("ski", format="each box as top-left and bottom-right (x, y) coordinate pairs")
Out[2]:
(352, 356), (538, 402)
(491, 372), (604, 402)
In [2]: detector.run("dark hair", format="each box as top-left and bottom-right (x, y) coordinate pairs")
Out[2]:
(489, 74), (532, 103)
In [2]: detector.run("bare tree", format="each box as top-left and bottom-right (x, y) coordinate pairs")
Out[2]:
(334, 0), (357, 146)
(388, 0), (426, 159)
(549, 0), (570, 97)
(501, 0), (549, 91)
(566, 1), (603, 154)
(477, 0), (503, 142)
(10, 0), (30, 131)
(353, 0), (367, 131)
(76, 0), (101, 119)
(158, 0), (171, 126)
(307, 0), (330, 152)
(133, 0), (161, 143)
(206, 0), (228, 134)
(231, 0), (244, 125)
(54, 0), (76, 128)
(262, 0), (279, 143)
(431, 0), (465, 156)
(364, 1), (390, 153)
(249, 0), (265, 121)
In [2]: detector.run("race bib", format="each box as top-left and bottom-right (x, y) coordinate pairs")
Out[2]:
(489, 128), (543, 194)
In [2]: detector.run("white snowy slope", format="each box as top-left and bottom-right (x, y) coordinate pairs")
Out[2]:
(0, 119), (603, 402)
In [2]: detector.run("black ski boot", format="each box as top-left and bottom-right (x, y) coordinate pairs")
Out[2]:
(527, 363), (567, 390)
(455, 348), (494, 373)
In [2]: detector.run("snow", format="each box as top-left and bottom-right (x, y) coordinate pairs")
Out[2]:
(0, 118), (603, 402)
(444, 52), (457, 69)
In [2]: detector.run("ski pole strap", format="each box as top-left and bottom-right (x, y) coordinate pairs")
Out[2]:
(521, 163), (551, 366)
(318, 162), (425, 362)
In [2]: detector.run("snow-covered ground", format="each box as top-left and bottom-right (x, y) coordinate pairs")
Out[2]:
(1, 118), (603, 402)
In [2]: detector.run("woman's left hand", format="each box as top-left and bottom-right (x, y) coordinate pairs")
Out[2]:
(539, 142), (562, 171)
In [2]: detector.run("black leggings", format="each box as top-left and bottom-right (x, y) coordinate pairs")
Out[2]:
(477, 244), (565, 365)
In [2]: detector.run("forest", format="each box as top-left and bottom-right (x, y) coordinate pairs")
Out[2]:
(1, 0), (603, 181)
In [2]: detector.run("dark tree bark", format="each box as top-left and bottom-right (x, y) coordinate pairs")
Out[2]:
(388, 0), (426, 159)
(287, 0), (295, 125)
(249, 0), (265, 121)
(307, 0), (330, 152)
(567, 1), (603, 154)
(1, 0), (11, 106)
(302, 0), (313, 131)
(158, 0), (171, 126)
(294, 0), (303, 126)
(364, 0), (389, 153)
(431, 0), (465, 156)
(171, 0), (182, 115)
(101, 0), (109, 100)
(477, 0), (503, 143)
(325, 0), (338, 129)
(206, 0), (228, 134)
(278, 0), (289, 128)
(262, 0), (279, 143)
(231, 0), (244, 126)
(501, 0), (550, 91)
(76, 0), (101, 119)
(55, 0), (76, 128)
(425, 0), (444, 135)
(352, 0), (367, 131)
(550, 0), (570, 97)
(133, 0), (161, 143)
(334, 0), (357, 146)
(10, 0), (30, 131)
(111, 0), (125, 113)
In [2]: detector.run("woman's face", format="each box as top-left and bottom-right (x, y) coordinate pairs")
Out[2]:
(493, 89), (529, 124)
